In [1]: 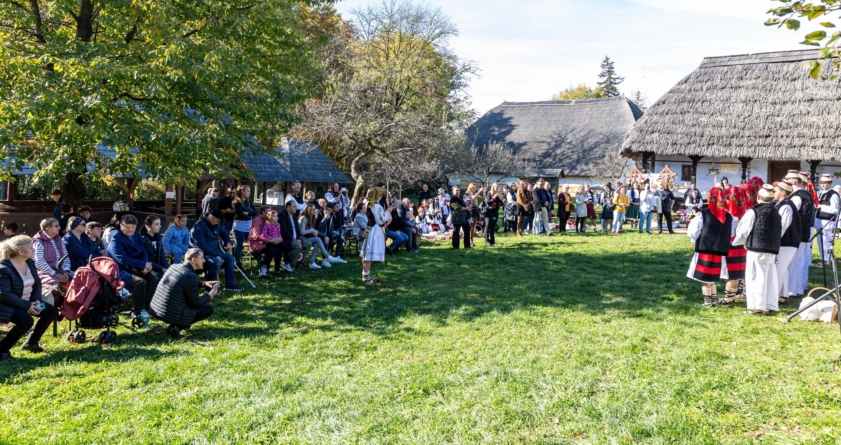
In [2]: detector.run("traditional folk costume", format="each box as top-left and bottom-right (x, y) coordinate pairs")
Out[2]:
(733, 185), (783, 313)
(786, 171), (816, 298)
(687, 188), (733, 306)
(815, 174), (840, 265)
(723, 187), (748, 279)
(360, 187), (387, 284)
(774, 180), (801, 305)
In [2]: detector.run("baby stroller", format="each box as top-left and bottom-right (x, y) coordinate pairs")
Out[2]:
(60, 257), (127, 345)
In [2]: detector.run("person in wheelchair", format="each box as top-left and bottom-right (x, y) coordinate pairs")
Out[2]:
(107, 214), (159, 328)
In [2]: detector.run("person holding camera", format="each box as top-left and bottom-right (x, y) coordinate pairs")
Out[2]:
(0, 235), (58, 359)
(150, 248), (219, 339)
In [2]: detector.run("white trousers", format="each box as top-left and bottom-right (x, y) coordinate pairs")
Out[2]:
(776, 247), (797, 298)
(815, 219), (836, 262)
(746, 251), (779, 312)
(788, 242), (810, 296)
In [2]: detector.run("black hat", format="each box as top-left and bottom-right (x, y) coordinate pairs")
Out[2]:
(209, 209), (224, 220)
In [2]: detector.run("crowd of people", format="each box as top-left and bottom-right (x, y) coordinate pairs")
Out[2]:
(687, 170), (841, 316)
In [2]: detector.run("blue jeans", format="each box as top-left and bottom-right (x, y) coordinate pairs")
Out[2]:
(399, 227), (414, 251)
(233, 229), (248, 264)
(524, 213), (534, 233)
(387, 230), (408, 251)
(223, 219), (234, 234)
(612, 211), (626, 232)
(639, 211), (654, 232)
(204, 252), (236, 285)
(168, 244), (188, 264)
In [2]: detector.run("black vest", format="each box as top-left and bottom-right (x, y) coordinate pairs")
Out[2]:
(776, 199), (801, 249)
(791, 189), (815, 243)
(746, 203), (782, 254)
(695, 209), (732, 256)
(816, 189), (839, 220)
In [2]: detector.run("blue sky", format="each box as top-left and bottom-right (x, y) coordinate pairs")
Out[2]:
(333, 0), (819, 115)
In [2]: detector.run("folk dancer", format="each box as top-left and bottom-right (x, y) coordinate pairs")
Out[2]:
(719, 186), (747, 305)
(815, 174), (840, 266)
(687, 188), (732, 307)
(774, 180), (801, 306)
(359, 187), (387, 285)
(733, 185), (782, 314)
(786, 170), (815, 298)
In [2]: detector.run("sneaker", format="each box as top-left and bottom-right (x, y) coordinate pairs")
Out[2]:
(166, 324), (183, 340)
(309, 262), (322, 270)
(21, 343), (44, 353)
(327, 255), (346, 264)
(321, 259), (332, 268)
(226, 283), (244, 292)
(362, 276), (379, 285)
(259, 266), (268, 277)
(282, 263), (294, 273)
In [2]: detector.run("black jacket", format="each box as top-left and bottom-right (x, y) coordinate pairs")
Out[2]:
(746, 203), (782, 254)
(149, 263), (210, 326)
(777, 199), (801, 249)
(141, 229), (170, 273)
(695, 209), (732, 256)
(279, 212), (302, 242)
(234, 199), (259, 222)
(201, 195), (219, 216)
(791, 189), (815, 243)
(0, 259), (42, 323)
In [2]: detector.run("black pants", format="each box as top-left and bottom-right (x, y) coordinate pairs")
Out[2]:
(0, 303), (57, 352)
(657, 212), (674, 233)
(175, 305), (214, 330)
(129, 272), (159, 314)
(453, 223), (471, 249)
(484, 217), (498, 244)
(576, 217), (587, 232)
(261, 243), (287, 271)
(559, 217), (569, 233)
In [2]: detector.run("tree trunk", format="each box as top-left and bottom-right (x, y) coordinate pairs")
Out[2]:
(75, 0), (95, 42)
(350, 153), (368, 204)
(63, 172), (86, 209)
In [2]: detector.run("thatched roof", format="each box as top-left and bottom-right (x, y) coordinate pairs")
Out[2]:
(622, 49), (841, 161)
(467, 97), (643, 177)
(276, 140), (353, 184)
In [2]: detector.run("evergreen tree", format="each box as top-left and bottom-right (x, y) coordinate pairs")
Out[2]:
(597, 56), (625, 97)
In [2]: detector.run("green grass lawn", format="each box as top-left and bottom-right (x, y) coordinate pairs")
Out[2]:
(2, 232), (841, 444)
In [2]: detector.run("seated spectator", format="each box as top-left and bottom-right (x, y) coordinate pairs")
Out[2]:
(248, 206), (270, 269)
(63, 216), (101, 271)
(319, 204), (348, 262)
(384, 197), (408, 254)
(162, 214), (190, 264)
(399, 198), (420, 251)
(107, 214), (159, 328)
(86, 221), (106, 255)
(299, 204), (341, 269)
(101, 213), (124, 249)
(0, 235), (58, 360)
(259, 210), (289, 276)
(32, 218), (71, 305)
(415, 206), (432, 234)
(2, 223), (18, 239)
(149, 248), (219, 339)
(77, 205), (93, 222)
(278, 200), (304, 272)
(189, 209), (242, 291)
(140, 216), (170, 275)
(58, 204), (80, 236)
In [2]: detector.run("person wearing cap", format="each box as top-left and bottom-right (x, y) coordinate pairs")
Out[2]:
(63, 216), (102, 272)
(189, 209), (242, 292)
(733, 184), (782, 314)
(815, 174), (840, 265)
(785, 170), (815, 298)
(774, 180), (801, 305)
(686, 188), (733, 307)
(201, 187), (220, 216)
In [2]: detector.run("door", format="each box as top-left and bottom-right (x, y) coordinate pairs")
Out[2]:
(768, 161), (801, 183)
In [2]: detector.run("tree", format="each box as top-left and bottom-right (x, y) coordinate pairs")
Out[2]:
(552, 84), (606, 101)
(629, 90), (649, 110)
(0, 1), (322, 205)
(766, 1), (841, 77)
(293, 0), (476, 201)
(450, 141), (536, 190)
(597, 56), (625, 97)
(589, 146), (630, 184)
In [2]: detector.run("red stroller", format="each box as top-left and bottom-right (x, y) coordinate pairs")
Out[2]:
(60, 257), (126, 345)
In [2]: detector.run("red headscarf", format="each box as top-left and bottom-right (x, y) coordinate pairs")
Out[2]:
(707, 188), (727, 224)
(806, 180), (819, 204)
(724, 186), (746, 219)
(739, 176), (764, 209)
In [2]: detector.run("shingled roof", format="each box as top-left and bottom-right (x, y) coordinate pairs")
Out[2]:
(622, 49), (841, 161)
(467, 96), (644, 177)
(275, 140), (352, 184)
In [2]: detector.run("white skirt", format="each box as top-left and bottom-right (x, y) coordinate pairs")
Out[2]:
(361, 226), (386, 263)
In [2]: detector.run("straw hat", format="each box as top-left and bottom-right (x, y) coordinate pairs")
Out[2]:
(775, 179), (793, 193)
(799, 172), (811, 182)
(784, 170), (801, 180)
(759, 184), (775, 200)
(819, 173), (834, 183)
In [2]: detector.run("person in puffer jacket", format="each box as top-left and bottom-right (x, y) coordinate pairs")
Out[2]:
(150, 248), (219, 339)
(162, 214), (190, 263)
(107, 214), (158, 327)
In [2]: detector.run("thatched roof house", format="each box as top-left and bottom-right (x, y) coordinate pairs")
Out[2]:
(622, 49), (841, 188)
(460, 96), (643, 186)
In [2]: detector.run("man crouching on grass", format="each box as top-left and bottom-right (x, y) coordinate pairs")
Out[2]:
(150, 248), (219, 339)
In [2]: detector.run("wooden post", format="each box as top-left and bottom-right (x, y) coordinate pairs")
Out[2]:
(7, 179), (15, 203)
(641, 151), (655, 173)
(688, 155), (704, 186)
(114, 178), (141, 209)
(195, 179), (202, 216)
(164, 183), (173, 219)
(738, 157), (753, 184)
(261, 182), (267, 205)
(808, 160), (822, 183)
(175, 185), (183, 215)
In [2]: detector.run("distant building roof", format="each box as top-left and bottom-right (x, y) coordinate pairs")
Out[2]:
(467, 96), (643, 178)
(275, 140), (352, 184)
